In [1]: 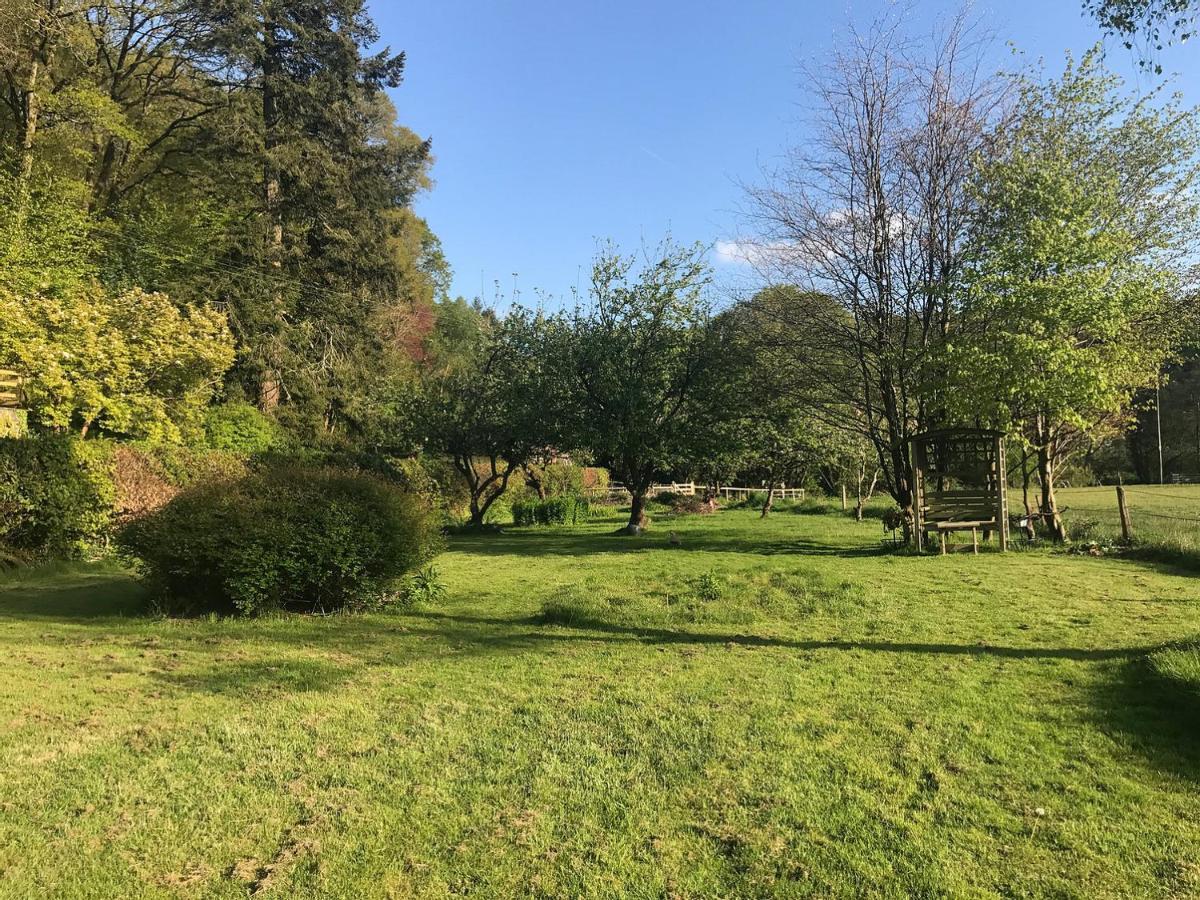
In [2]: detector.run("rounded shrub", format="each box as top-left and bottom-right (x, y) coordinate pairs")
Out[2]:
(118, 464), (442, 615)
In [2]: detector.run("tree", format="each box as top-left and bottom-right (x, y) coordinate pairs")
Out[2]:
(0, 284), (234, 440)
(1084, 0), (1198, 72)
(194, 0), (423, 413)
(562, 241), (719, 532)
(948, 49), (1200, 539)
(742, 13), (1006, 538)
(0, 166), (234, 441)
(417, 309), (552, 528)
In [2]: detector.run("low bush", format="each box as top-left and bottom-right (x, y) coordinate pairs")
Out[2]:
(692, 571), (724, 603)
(657, 494), (710, 513)
(0, 433), (115, 558)
(118, 464), (442, 615)
(110, 443), (247, 522)
(512, 494), (591, 526)
(398, 564), (448, 607)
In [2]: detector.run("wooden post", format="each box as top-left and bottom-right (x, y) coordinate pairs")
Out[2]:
(841, 484), (847, 511)
(995, 435), (1009, 552)
(1116, 483), (1133, 542)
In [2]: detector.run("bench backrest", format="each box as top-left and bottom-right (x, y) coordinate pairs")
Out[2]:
(921, 489), (997, 524)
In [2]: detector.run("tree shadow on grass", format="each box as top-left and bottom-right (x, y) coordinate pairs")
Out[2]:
(403, 610), (1156, 662)
(156, 658), (357, 696)
(0, 572), (147, 620)
(449, 531), (892, 560)
(1090, 650), (1200, 782)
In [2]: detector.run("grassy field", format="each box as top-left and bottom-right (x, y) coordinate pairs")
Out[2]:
(1, 504), (1199, 898)
(1059, 484), (1200, 551)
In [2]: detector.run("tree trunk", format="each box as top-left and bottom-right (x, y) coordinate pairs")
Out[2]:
(1035, 423), (1066, 542)
(760, 484), (775, 518)
(14, 56), (41, 229)
(627, 492), (648, 531)
(259, 16), (284, 412)
(523, 464), (547, 500)
(1020, 446), (1037, 541)
(855, 467), (878, 522)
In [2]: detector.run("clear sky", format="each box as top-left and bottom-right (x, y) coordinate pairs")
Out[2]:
(370, 1), (1200, 307)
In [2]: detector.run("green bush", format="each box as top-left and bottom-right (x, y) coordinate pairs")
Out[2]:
(512, 494), (590, 527)
(0, 433), (115, 558)
(118, 464), (442, 615)
(201, 401), (281, 454)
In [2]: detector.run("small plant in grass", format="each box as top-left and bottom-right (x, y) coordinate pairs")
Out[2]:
(693, 571), (724, 603)
(398, 565), (447, 608)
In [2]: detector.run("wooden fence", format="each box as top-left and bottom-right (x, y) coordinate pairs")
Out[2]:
(593, 482), (805, 503)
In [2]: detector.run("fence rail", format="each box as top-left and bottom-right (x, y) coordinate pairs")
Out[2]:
(591, 483), (805, 502)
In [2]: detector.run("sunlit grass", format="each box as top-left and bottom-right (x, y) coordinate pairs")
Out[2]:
(1, 505), (1198, 897)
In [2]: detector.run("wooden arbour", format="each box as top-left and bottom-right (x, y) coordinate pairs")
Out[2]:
(910, 429), (1008, 553)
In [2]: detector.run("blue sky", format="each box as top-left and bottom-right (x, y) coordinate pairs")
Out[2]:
(371, 1), (1200, 307)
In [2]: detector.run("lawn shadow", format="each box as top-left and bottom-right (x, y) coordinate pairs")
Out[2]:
(1090, 649), (1200, 782)
(0, 571), (147, 620)
(156, 657), (357, 696)
(449, 529), (892, 560)
(405, 610), (1154, 662)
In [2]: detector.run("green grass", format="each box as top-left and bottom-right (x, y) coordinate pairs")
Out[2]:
(1059, 484), (1200, 545)
(2, 506), (1199, 897)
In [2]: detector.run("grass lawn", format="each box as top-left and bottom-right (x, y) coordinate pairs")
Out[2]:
(1, 505), (1199, 898)
(1059, 484), (1200, 551)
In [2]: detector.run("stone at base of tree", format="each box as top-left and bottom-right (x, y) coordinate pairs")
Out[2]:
(618, 524), (643, 536)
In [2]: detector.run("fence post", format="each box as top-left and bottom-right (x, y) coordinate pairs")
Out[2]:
(1116, 483), (1133, 542)
(841, 484), (847, 511)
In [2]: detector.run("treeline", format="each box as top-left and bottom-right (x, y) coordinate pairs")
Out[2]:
(0, 0), (447, 442)
(416, 34), (1200, 541)
(2, 4), (1198, 560)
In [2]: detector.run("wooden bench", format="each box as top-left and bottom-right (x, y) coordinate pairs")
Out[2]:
(923, 519), (997, 555)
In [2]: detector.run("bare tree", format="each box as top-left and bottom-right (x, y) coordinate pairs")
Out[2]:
(740, 12), (1007, 536)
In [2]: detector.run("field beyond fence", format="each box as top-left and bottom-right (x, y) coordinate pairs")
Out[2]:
(1059, 484), (1200, 551)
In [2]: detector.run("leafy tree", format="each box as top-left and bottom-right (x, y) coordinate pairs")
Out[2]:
(718, 288), (877, 517)
(192, 0), (428, 417)
(1084, 0), (1197, 71)
(742, 14), (1006, 536)
(0, 284), (234, 440)
(562, 241), (718, 532)
(948, 49), (1200, 539)
(417, 309), (553, 528)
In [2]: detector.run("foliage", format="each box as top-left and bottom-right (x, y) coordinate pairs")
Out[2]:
(118, 465), (441, 615)
(1084, 0), (1198, 71)
(398, 564), (447, 607)
(201, 401), (283, 454)
(512, 495), (591, 527)
(692, 571), (724, 603)
(417, 308), (556, 527)
(0, 432), (115, 558)
(0, 0), (444, 447)
(948, 48), (1199, 539)
(109, 442), (248, 523)
(559, 240), (720, 529)
(741, 16), (1005, 520)
(0, 280), (235, 441)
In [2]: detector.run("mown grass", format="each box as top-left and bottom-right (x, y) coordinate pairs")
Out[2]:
(1, 505), (1199, 897)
